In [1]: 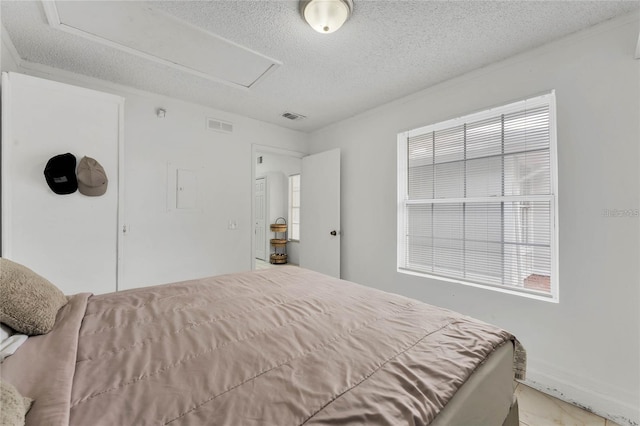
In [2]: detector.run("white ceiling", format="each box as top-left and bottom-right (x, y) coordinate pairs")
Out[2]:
(2, 1), (639, 132)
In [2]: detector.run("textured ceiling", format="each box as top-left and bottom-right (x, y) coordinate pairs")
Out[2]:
(2, 1), (639, 132)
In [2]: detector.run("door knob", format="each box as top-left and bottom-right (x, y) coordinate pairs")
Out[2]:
(330, 230), (337, 236)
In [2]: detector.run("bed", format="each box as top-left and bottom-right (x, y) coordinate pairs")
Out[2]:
(1, 263), (524, 425)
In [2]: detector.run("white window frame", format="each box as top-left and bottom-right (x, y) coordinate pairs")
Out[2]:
(397, 92), (559, 302)
(288, 174), (301, 242)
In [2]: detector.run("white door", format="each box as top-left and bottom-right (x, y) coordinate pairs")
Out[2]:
(254, 178), (267, 261)
(1, 72), (124, 295)
(300, 149), (340, 278)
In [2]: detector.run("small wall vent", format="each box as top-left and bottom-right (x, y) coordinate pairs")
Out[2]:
(282, 112), (307, 121)
(207, 117), (233, 133)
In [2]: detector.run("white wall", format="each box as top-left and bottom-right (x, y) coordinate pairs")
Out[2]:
(256, 152), (302, 177)
(0, 27), (21, 248)
(2, 73), (122, 296)
(1, 60), (309, 289)
(1, 28), (20, 73)
(118, 94), (308, 288)
(309, 14), (640, 426)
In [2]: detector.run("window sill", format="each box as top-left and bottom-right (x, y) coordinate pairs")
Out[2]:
(397, 267), (558, 303)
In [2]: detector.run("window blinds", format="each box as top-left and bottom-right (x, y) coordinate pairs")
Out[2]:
(398, 93), (556, 297)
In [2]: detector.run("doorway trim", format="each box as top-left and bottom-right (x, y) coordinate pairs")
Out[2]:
(250, 144), (305, 271)
(254, 177), (267, 261)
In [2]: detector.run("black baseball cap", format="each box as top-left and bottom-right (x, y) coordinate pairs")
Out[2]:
(44, 153), (78, 195)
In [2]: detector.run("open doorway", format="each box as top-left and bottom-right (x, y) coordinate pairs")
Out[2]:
(252, 146), (303, 270)
(251, 146), (341, 276)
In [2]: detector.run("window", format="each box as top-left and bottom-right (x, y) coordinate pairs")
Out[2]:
(397, 92), (558, 301)
(288, 174), (301, 241)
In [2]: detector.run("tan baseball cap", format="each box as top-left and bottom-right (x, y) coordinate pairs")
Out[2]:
(77, 156), (108, 196)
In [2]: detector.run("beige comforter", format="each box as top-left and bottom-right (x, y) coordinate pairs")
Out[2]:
(2, 267), (521, 425)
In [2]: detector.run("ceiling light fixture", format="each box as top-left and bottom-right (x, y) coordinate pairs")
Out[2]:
(300, 0), (353, 34)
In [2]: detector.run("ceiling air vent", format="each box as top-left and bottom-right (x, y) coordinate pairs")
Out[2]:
(282, 112), (307, 121)
(207, 117), (233, 134)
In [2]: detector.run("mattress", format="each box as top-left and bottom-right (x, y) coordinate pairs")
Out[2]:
(1, 266), (523, 425)
(432, 341), (516, 426)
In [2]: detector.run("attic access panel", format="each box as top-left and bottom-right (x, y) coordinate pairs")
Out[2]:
(43, 1), (281, 89)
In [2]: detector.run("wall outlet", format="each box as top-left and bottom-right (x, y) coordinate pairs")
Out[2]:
(227, 220), (238, 230)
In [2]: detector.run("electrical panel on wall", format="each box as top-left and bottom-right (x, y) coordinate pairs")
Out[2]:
(176, 169), (197, 209)
(167, 163), (199, 211)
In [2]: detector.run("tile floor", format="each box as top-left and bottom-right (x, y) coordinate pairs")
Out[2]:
(254, 260), (625, 426)
(255, 259), (272, 270)
(516, 382), (622, 426)
(255, 259), (298, 269)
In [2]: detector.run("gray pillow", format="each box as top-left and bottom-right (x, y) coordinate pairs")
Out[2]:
(0, 380), (33, 426)
(0, 258), (68, 335)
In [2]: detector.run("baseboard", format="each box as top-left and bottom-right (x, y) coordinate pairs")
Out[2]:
(524, 362), (639, 426)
